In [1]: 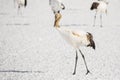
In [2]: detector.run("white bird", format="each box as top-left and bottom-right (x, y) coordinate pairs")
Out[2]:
(54, 13), (96, 75)
(90, 0), (108, 27)
(14, 0), (27, 14)
(49, 0), (65, 14)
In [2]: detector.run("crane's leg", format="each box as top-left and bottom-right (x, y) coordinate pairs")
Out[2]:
(73, 50), (78, 75)
(93, 12), (97, 27)
(17, 5), (21, 15)
(49, 0), (51, 5)
(79, 49), (90, 75)
(100, 14), (103, 27)
(14, 0), (16, 8)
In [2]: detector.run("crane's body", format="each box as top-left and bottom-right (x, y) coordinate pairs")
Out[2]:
(90, 0), (108, 27)
(56, 27), (92, 49)
(49, 0), (65, 14)
(97, 1), (107, 13)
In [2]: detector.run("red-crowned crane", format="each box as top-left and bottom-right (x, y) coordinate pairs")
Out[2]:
(14, 0), (27, 14)
(49, 0), (65, 14)
(54, 13), (95, 75)
(90, 0), (108, 27)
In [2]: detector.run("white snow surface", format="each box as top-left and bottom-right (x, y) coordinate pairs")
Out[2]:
(0, 0), (120, 80)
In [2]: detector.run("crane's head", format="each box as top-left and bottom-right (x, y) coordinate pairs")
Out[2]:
(90, 2), (99, 10)
(61, 3), (65, 10)
(87, 32), (96, 50)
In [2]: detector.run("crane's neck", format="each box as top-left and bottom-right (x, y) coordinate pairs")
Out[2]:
(54, 13), (62, 28)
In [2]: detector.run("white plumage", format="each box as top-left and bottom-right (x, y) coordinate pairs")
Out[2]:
(97, 0), (108, 13)
(49, 0), (65, 14)
(56, 27), (90, 49)
(14, 0), (27, 8)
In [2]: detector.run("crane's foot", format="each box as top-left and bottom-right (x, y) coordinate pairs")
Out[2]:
(100, 25), (103, 27)
(86, 70), (90, 75)
(72, 72), (76, 75)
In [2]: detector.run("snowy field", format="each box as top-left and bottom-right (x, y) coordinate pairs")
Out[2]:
(0, 0), (120, 80)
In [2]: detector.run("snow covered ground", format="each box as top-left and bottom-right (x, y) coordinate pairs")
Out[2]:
(0, 0), (120, 80)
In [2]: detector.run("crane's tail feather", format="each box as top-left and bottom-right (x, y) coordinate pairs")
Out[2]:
(87, 32), (96, 50)
(90, 39), (95, 49)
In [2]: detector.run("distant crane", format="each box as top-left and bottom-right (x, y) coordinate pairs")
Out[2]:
(14, 0), (27, 14)
(49, 0), (65, 14)
(54, 13), (95, 75)
(90, 0), (108, 27)
(49, 0), (65, 27)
